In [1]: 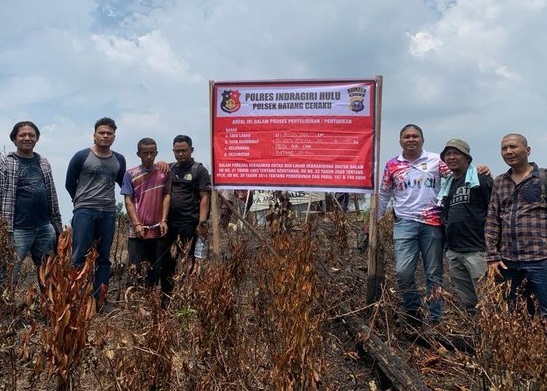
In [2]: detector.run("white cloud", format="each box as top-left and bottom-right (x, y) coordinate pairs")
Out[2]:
(91, 31), (189, 78)
(2, 0), (547, 221)
(408, 31), (444, 57)
(0, 76), (61, 109)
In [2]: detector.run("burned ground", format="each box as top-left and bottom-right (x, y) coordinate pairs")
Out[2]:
(1, 210), (546, 390)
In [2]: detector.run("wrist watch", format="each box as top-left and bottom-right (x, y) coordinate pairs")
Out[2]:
(199, 220), (208, 227)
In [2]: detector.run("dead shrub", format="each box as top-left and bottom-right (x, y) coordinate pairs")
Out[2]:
(0, 218), (18, 389)
(96, 290), (174, 390)
(30, 229), (97, 390)
(476, 272), (547, 390)
(254, 229), (325, 390)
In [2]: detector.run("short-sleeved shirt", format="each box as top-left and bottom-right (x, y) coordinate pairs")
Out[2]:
(443, 172), (493, 252)
(72, 152), (122, 211)
(168, 160), (211, 229)
(378, 150), (451, 226)
(14, 155), (49, 229)
(121, 166), (170, 239)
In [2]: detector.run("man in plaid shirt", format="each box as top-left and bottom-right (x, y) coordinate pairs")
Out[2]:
(0, 121), (62, 287)
(485, 133), (547, 315)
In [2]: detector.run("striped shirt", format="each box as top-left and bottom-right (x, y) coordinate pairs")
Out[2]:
(485, 163), (547, 263)
(120, 165), (170, 239)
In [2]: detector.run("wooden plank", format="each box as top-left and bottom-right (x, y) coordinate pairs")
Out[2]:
(340, 311), (431, 391)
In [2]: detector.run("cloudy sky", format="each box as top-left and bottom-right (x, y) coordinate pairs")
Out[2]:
(2, 0), (546, 223)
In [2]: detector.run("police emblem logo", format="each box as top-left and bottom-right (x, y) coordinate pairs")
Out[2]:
(347, 86), (366, 113)
(220, 90), (241, 114)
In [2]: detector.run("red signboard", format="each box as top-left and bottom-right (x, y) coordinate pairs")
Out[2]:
(211, 79), (378, 192)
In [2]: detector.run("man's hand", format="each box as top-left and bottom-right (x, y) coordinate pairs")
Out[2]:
(155, 161), (170, 173)
(159, 221), (168, 237)
(488, 260), (507, 279)
(476, 164), (491, 176)
(196, 223), (208, 238)
(134, 224), (145, 239)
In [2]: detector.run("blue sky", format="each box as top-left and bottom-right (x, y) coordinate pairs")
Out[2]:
(2, 0), (547, 223)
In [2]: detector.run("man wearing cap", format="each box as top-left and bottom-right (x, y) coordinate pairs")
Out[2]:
(485, 133), (547, 316)
(438, 139), (493, 313)
(379, 125), (490, 324)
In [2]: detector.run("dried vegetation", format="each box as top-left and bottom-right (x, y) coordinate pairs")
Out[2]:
(1, 201), (546, 390)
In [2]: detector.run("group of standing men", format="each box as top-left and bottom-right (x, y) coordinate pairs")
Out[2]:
(0, 118), (211, 311)
(379, 124), (547, 324)
(2, 118), (546, 318)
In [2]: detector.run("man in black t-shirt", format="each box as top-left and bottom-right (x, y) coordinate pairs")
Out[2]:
(438, 139), (493, 313)
(159, 135), (211, 304)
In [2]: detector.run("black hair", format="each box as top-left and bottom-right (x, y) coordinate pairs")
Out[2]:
(137, 137), (157, 151)
(173, 134), (193, 147)
(10, 121), (40, 142)
(399, 124), (423, 138)
(94, 117), (117, 132)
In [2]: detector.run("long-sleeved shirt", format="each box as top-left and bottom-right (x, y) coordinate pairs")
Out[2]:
(378, 150), (451, 226)
(485, 163), (547, 263)
(0, 152), (62, 233)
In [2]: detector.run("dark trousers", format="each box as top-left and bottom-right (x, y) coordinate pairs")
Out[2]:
(159, 224), (197, 295)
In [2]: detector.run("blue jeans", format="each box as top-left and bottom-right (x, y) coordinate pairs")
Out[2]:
(500, 259), (547, 316)
(12, 223), (56, 284)
(71, 208), (116, 299)
(393, 219), (444, 321)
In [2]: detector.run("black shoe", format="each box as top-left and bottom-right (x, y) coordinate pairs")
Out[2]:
(405, 310), (423, 327)
(426, 319), (440, 328)
(161, 294), (171, 310)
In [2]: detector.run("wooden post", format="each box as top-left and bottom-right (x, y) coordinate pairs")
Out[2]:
(208, 80), (221, 256)
(366, 75), (384, 304)
(211, 189), (220, 255)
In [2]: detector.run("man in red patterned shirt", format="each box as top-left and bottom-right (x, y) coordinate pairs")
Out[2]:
(121, 138), (170, 290)
(378, 124), (451, 324)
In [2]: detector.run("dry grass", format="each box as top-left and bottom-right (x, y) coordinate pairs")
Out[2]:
(366, 211), (547, 391)
(1, 207), (547, 390)
(476, 272), (547, 390)
(0, 218), (18, 388)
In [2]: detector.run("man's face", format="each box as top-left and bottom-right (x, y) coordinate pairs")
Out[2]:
(137, 144), (158, 168)
(14, 125), (38, 155)
(93, 125), (115, 148)
(173, 141), (192, 163)
(501, 135), (530, 168)
(443, 148), (469, 173)
(399, 128), (424, 155)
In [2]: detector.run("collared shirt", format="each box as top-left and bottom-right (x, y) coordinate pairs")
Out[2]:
(120, 165), (170, 239)
(378, 149), (450, 226)
(0, 152), (63, 233)
(485, 163), (547, 263)
(168, 159), (211, 228)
